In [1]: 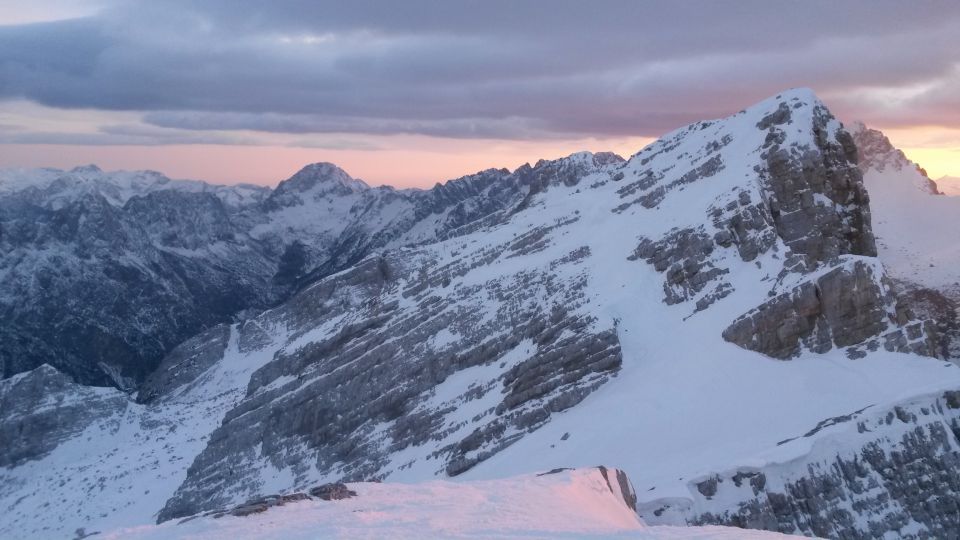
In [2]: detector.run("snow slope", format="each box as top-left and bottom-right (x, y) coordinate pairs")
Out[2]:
(0, 326), (274, 538)
(936, 176), (960, 196)
(101, 468), (801, 540)
(852, 125), (960, 292)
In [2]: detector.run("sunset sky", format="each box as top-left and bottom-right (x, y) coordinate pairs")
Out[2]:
(1, 1), (958, 188)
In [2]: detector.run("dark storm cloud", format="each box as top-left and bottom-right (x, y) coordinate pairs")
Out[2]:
(2, 0), (959, 141)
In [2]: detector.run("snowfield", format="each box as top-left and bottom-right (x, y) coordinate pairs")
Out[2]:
(100, 468), (803, 540)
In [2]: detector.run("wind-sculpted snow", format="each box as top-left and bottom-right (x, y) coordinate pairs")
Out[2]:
(3, 89), (960, 539)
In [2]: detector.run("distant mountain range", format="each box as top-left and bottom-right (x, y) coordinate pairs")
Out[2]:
(3, 89), (960, 539)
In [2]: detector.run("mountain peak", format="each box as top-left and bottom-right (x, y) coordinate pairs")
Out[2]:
(69, 164), (103, 175)
(263, 162), (370, 210)
(287, 162), (369, 192)
(850, 122), (939, 194)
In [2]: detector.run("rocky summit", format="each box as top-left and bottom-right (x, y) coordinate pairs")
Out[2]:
(3, 89), (960, 540)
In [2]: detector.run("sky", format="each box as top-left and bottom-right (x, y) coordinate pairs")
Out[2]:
(0, 1), (959, 188)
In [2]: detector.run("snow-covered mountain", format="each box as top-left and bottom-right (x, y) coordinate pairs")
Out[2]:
(3, 89), (960, 540)
(936, 176), (960, 196)
(852, 126), (960, 293)
(0, 162), (525, 387)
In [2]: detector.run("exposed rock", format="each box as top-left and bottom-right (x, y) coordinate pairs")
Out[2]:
(0, 365), (127, 466)
(309, 483), (357, 501)
(154, 197), (623, 521)
(137, 324), (232, 403)
(630, 227), (730, 308)
(598, 466), (638, 512)
(723, 259), (937, 358)
(640, 390), (960, 539)
(891, 281), (960, 359)
(758, 106), (876, 263)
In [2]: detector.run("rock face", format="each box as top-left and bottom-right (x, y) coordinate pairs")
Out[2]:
(640, 390), (960, 539)
(723, 259), (937, 359)
(0, 365), (127, 467)
(758, 104), (876, 262)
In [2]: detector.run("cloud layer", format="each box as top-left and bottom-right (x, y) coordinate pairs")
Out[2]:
(1, 1), (959, 143)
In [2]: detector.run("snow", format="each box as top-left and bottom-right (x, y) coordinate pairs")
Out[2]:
(862, 156), (960, 292)
(937, 175), (960, 196)
(3, 89), (958, 539)
(407, 90), (960, 503)
(0, 165), (268, 208)
(0, 325), (280, 539)
(99, 468), (801, 539)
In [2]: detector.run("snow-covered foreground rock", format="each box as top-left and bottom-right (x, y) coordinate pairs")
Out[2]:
(102, 468), (800, 540)
(4, 88), (960, 540)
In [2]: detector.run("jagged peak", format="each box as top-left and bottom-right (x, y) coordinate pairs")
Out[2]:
(850, 122), (940, 194)
(530, 150), (625, 171)
(69, 164), (103, 175)
(628, 87), (836, 167)
(280, 162), (370, 193)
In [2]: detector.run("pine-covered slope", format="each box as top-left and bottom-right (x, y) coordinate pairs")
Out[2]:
(3, 89), (960, 540)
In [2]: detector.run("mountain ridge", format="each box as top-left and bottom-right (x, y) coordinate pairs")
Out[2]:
(3, 88), (960, 539)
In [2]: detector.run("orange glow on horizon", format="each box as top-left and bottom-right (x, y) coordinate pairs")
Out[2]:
(0, 135), (657, 189)
(879, 126), (960, 180)
(2, 128), (958, 188)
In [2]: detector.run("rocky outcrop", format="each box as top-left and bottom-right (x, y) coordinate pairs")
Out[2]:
(892, 282), (960, 359)
(723, 259), (937, 359)
(757, 101), (876, 262)
(137, 324), (233, 403)
(630, 227), (731, 310)
(640, 390), (960, 539)
(0, 365), (127, 466)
